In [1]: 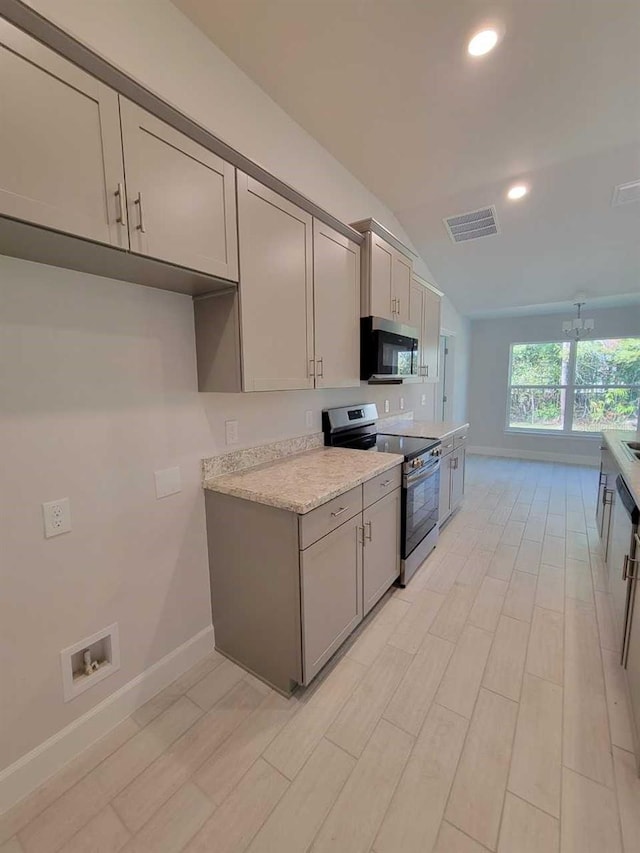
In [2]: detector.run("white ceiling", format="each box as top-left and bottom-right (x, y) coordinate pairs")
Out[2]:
(173, 0), (640, 317)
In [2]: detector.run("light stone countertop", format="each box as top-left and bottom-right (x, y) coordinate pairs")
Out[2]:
(601, 430), (640, 507)
(203, 447), (404, 514)
(379, 419), (470, 441)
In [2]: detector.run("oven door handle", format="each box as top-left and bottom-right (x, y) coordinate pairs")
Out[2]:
(404, 461), (440, 488)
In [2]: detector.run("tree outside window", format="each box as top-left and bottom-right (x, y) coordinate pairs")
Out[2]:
(507, 338), (640, 433)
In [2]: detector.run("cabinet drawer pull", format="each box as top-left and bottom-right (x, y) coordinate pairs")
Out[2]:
(115, 183), (127, 227)
(134, 192), (146, 233)
(624, 554), (639, 581)
(317, 357), (324, 378)
(364, 520), (372, 541)
(396, 298), (401, 316)
(331, 506), (348, 517)
(309, 359), (315, 378)
(603, 488), (614, 506)
(425, 364), (429, 377)
(380, 480), (391, 487)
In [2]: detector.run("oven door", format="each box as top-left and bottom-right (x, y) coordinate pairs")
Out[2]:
(402, 461), (440, 560)
(361, 317), (419, 380)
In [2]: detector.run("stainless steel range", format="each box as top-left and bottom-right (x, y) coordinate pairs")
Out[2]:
(323, 403), (441, 585)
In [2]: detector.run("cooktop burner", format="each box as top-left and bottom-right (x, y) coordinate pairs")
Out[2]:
(375, 433), (439, 460)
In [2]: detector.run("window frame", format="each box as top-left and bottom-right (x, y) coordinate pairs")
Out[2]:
(505, 336), (640, 436)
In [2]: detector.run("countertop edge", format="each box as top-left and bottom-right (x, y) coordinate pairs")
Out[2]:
(380, 420), (469, 441)
(601, 431), (640, 508)
(203, 451), (404, 514)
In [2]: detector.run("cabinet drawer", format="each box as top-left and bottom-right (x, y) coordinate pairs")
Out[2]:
(363, 465), (402, 508)
(440, 436), (455, 456)
(299, 486), (362, 549)
(454, 431), (468, 449)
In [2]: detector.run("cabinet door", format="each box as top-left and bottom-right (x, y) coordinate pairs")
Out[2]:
(369, 233), (395, 320)
(300, 516), (363, 684)
(624, 575), (640, 773)
(410, 281), (426, 380)
(439, 455), (452, 523)
(450, 448), (465, 510)
(363, 489), (401, 615)
(237, 173), (314, 391)
(392, 252), (412, 324)
(119, 98), (238, 280)
(313, 220), (360, 388)
(423, 288), (442, 382)
(0, 22), (126, 247)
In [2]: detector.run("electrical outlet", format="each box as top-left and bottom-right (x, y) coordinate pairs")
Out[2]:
(305, 410), (313, 429)
(421, 394), (427, 406)
(399, 396), (405, 411)
(155, 466), (181, 499)
(43, 497), (71, 538)
(384, 399), (390, 413)
(225, 420), (239, 445)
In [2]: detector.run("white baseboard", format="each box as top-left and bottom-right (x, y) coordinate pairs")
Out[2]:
(467, 445), (599, 467)
(0, 624), (214, 815)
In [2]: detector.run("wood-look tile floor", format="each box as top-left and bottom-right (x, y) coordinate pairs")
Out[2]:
(3, 456), (640, 853)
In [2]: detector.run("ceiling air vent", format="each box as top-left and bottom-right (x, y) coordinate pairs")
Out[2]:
(444, 206), (499, 243)
(612, 180), (640, 206)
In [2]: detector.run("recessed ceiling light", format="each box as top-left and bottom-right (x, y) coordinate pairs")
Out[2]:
(507, 184), (529, 200)
(468, 29), (499, 56)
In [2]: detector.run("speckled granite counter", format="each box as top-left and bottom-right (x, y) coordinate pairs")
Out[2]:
(602, 430), (640, 507)
(379, 419), (469, 441)
(203, 447), (404, 514)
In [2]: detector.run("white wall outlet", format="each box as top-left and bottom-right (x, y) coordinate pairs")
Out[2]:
(399, 396), (405, 411)
(42, 497), (71, 538)
(225, 419), (239, 445)
(384, 399), (390, 413)
(155, 466), (181, 499)
(305, 410), (313, 429)
(421, 393), (427, 406)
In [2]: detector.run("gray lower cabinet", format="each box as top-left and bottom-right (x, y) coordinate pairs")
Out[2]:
(597, 444), (617, 563)
(204, 467), (401, 693)
(439, 431), (467, 525)
(363, 489), (401, 615)
(301, 516), (363, 684)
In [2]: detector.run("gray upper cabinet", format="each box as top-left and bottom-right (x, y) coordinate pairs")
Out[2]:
(360, 229), (413, 323)
(410, 273), (442, 383)
(237, 173), (314, 391)
(119, 99), (238, 280)
(362, 489), (401, 615)
(0, 21), (127, 248)
(313, 220), (360, 389)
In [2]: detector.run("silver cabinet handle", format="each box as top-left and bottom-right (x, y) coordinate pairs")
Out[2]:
(604, 488), (614, 506)
(331, 506), (348, 518)
(396, 298), (401, 316)
(364, 520), (372, 541)
(425, 364), (429, 377)
(115, 183), (127, 227)
(380, 480), (391, 487)
(309, 359), (315, 378)
(134, 192), (146, 232)
(316, 357), (324, 378)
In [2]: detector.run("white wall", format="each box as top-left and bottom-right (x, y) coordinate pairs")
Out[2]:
(468, 305), (640, 464)
(0, 0), (468, 781)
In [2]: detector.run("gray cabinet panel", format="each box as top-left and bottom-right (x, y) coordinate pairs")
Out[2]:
(301, 517), (363, 683)
(119, 98), (238, 280)
(237, 173), (314, 391)
(450, 448), (465, 511)
(363, 489), (401, 615)
(0, 21), (126, 247)
(313, 220), (360, 389)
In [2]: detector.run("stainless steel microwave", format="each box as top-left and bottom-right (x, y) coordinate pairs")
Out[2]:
(360, 316), (419, 382)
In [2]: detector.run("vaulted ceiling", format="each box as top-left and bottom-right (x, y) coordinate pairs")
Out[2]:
(173, 0), (640, 316)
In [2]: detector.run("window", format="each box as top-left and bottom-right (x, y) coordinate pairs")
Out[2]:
(507, 338), (640, 434)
